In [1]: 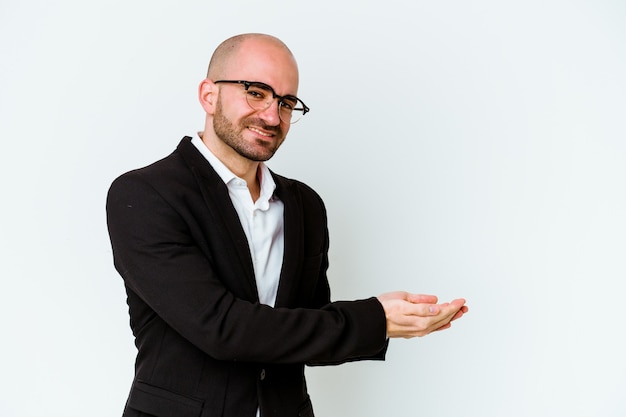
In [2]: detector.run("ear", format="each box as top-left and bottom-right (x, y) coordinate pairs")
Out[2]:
(198, 78), (217, 114)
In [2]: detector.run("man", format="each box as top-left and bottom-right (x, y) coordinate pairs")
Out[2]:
(106, 33), (468, 417)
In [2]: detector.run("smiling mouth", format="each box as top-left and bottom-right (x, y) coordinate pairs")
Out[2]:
(248, 126), (275, 138)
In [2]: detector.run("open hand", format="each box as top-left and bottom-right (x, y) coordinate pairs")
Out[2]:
(377, 291), (468, 338)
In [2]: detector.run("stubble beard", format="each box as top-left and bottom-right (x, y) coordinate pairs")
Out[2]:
(213, 98), (284, 162)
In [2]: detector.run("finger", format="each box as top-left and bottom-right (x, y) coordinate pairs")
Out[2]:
(449, 298), (467, 307)
(419, 303), (440, 316)
(428, 303), (463, 327)
(398, 301), (440, 318)
(452, 305), (469, 320)
(439, 299), (466, 317)
(377, 291), (410, 303)
(407, 301), (459, 321)
(434, 323), (452, 332)
(406, 293), (438, 304)
(450, 309), (465, 322)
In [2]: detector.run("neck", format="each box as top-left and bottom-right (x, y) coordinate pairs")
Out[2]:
(199, 131), (261, 202)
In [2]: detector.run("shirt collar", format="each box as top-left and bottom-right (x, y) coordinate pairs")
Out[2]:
(191, 134), (278, 208)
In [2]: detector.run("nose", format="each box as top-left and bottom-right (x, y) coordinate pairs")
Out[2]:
(256, 98), (282, 126)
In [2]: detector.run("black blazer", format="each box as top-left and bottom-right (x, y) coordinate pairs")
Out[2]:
(106, 137), (387, 417)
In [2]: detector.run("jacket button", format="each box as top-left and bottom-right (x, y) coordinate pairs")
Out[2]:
(260, 369), (266, 381)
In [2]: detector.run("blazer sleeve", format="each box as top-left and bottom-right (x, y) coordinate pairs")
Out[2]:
(106, 172), (388, 365)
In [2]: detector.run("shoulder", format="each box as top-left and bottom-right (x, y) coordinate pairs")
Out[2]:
(109, 136), (206, 191)
(272, 171), (326, 209)
(107, 146), (197, 209)
(109, 136), (207, 192)
(110, 150), (175, 183)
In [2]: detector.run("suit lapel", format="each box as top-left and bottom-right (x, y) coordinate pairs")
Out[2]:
(273, 173), (303, 308)
(176, 137), (259, 301)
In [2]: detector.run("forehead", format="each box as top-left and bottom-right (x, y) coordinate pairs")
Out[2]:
(225, 39), (299, 95)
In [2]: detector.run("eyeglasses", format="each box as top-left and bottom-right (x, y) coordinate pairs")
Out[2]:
(214, 80), (310, 124)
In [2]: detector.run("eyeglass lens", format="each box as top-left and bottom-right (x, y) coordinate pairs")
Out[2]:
(244, 83), (305, 124)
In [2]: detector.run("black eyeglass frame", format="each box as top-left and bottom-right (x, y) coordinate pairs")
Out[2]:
(214, 80), (310, 122)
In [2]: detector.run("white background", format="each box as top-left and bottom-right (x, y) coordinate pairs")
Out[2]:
(1, 1), (625, 416)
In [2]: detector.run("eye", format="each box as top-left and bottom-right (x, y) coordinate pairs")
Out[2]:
(247, 83), (273, 101)
(246, 87), (266, 100)
(280, 97), (298, 111)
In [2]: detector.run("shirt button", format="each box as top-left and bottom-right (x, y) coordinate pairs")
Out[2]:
(260, 369), (266, 381)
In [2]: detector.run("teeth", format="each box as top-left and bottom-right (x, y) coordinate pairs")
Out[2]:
(249, 127), (272, 137)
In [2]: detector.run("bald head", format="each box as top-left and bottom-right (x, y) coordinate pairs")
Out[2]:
(206, 33), (296, 80)
(197, 33), (301, 165)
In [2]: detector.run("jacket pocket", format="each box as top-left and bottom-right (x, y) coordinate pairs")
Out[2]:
(126, 380), (204, 417)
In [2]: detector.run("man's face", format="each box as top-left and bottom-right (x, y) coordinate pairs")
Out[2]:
(211, 39), (299, 162)
(212, 90), (286, 162)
